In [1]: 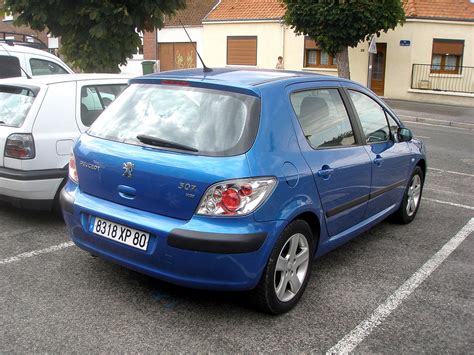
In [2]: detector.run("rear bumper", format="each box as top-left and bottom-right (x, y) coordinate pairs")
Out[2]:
(62, 183), (285, 291)
(0, 167), (66, 209)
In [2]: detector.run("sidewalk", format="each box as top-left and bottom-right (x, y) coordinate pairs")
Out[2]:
(384, 99), (474, 129)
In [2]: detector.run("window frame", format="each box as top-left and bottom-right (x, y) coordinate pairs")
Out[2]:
(0, 55), (22, 79)
(29, 58), (69, 76)
(289, 86), (362, 151)
(78, 83), (127, 128)
(226, 36), (258, 66)
(430, 39), (464, 75)
(303, 37), (337, 69)
(345, 89), (393, 145)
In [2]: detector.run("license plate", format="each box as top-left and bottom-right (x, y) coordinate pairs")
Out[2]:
(90, 217), (150, 251)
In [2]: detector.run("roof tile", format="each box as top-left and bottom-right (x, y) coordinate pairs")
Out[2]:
(205, 0), (285, 21)
(165, 0), (219, 26)
(403, 0), (474, 21)
(205, 0), (474, 22)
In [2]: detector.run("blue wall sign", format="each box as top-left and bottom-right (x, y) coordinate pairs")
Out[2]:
(400, 40), (411, 47)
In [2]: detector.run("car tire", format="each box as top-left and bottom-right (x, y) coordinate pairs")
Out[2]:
(393, 166), (424, 224)
(53, 178), (67, 218)
(252, 220), (315, 315)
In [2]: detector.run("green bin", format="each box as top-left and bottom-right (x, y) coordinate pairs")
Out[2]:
(141, 60), (156, 75)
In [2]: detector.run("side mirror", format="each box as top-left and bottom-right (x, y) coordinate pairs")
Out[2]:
(398, 127), (413, 142)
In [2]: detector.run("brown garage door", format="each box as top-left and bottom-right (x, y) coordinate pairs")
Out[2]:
(158, 42), (197, 72)
(227, 36), (257, 66)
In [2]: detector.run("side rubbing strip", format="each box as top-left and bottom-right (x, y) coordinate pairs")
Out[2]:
(326, 194), (370, 218)
(325, 179), (406, 218)
(370, 180), (406, 199)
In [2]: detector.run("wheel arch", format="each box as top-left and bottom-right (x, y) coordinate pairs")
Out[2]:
(291, 211), (321, 254)
(416, 158), (427, 178)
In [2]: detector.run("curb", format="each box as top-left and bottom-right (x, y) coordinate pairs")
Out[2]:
(398, 115), (474, 130)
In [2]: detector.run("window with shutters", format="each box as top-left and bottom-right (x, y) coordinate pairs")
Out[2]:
(304, 37), (336, 69)
(227, 36), (257, 66)
(431, 39), (464, 74)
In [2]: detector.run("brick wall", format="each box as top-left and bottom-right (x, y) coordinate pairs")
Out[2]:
(0, 20), (48, 47)
(143, 29), (157, 60)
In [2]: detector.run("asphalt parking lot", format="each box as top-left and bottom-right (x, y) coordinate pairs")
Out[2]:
(1, 105), (473, 352)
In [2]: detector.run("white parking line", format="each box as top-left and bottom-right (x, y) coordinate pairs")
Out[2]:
(424, 198), (474, 211)
(326, 218), (474, 355)
(428, 167), (474, 178)
(0, 241), (74, 265)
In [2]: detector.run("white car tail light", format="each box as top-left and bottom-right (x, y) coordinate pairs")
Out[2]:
(4, 133), (35, 159)
(197, 177), (277, 216)
(68, 152), (79, 183)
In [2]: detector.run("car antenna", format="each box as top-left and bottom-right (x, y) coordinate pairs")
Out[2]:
(179, 19), (212, 73)
(0, 42), (32, 79)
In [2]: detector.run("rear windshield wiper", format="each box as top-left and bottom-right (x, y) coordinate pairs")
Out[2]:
(137, 134), (198, 153)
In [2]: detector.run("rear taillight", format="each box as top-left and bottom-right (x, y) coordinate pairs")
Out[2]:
(197, 177), (277, 216)
(68, 152), (79, 183)
(4, 133), (35, 159)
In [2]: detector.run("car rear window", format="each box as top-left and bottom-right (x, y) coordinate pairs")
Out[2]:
(0, 86), (36, 127)
(88, 83), (261, 157)
(0, 56), (21, 79)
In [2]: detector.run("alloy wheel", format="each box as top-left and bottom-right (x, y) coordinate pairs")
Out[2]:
(274, 233), (310, 302)
(406, 174), (422, 217)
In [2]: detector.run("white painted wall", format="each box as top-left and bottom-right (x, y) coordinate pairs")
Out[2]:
(203, 21), (284, 69)
(203, 20), (473, 106)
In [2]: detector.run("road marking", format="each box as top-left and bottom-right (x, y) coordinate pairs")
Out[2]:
(414, 135), (430, 139)
(326, 218), (474, 355)
(405, 121), (471, 131)
(428, 167), (474, 178)
(0, 241), (74, 265)
(424, 198), (474, 211)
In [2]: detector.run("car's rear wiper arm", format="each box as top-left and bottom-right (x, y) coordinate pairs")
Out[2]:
(137, 134), (198, 153)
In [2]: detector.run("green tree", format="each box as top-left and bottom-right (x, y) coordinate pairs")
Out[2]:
(1, 0), (186, 72)
(282, 0), (405, 79)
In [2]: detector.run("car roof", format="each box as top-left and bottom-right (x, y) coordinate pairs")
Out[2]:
(0, 43), (60, 59)
(140, 67), (343, 87)
(0, 73), (130, 87)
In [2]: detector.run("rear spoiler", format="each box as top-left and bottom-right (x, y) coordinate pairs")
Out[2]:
(129, 77), (261, 98)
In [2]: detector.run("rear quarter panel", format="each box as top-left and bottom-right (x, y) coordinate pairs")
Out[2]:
(246, 83), (327, 237)
(0, 84), (47, 168)
(18, 81), (78, 171)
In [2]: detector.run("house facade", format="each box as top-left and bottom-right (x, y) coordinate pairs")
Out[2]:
(201, 0), (474, 106)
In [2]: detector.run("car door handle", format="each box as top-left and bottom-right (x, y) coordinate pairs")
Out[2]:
(374, 155), (384, 167)
(317, 166), (334, 179)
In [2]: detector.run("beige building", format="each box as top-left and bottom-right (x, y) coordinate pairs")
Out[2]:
(202, 0), (474, 106)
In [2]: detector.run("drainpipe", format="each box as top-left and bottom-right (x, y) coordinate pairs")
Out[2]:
(280, 19), (286, 67)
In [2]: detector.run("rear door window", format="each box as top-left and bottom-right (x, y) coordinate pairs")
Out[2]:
(349, 90), (390, 143)
(290, 88), (356, 148)
(30, 58), (69, 76)
(0, 86), (37, 127)
(88, 84), (261, 157)
(80, 84), (127, 126)
(0, 56), (21, 79)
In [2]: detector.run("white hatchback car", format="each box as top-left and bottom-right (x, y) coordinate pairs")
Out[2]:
(0, 74), (128, 210)
(0, 43), (74, 79)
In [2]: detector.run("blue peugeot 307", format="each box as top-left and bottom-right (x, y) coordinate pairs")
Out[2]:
(61, 68), (426, 314)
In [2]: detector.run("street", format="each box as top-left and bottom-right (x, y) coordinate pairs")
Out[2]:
(1, 105), (473, 352)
